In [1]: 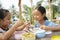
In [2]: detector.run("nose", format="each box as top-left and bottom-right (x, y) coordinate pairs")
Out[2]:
(8, 20), (11, 24)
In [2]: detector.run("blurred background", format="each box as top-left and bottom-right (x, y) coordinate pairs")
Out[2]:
(0, 0), (60, 24)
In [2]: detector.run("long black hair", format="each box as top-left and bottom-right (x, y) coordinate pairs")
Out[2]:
(35, 6), (48, 20)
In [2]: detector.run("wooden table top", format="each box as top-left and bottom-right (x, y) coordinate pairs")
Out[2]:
(10, 31), (60, 40)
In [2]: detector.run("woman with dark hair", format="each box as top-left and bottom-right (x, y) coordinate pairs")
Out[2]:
(32, 6), (60, 31)
(31, 6), (60, 38)
(0, 9), (29, 40)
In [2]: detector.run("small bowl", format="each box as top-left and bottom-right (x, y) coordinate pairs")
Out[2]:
(34, 30), (46, 39)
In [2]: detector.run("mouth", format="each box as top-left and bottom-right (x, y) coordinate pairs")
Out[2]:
(5, 24), (10, 27)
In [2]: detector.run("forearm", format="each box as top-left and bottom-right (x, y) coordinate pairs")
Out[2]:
(16, 24), (26, 31)
(1, 20), (24, 40)
(3, 25), (17, 40)
(46, 25), (60, 31)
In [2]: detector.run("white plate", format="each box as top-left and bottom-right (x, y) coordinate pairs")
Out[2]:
(46, 31), (52, 34)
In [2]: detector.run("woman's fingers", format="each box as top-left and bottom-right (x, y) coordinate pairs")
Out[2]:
(40, 25), (50, 31)
(14, 20), (24, 27)
(40, 25), (46, 30)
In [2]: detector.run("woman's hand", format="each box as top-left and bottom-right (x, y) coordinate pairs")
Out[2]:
(40, 25), (50, 31)
(16, 20), (31, 31)
(13, 20), (24, 28)
(25, 21), (31, 28)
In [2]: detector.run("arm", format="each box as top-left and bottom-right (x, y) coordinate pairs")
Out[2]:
(0, 25), (18, 40)
(0, 20), (23, 40)
(16, 24), (26, 31)
(40, 25), (60, 31)
(45, 25), (60, 31)
(16, 22), (31, 31)
(0, 33), (5, 40)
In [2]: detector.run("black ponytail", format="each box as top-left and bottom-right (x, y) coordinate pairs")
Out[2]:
(44, 16), (48, 20)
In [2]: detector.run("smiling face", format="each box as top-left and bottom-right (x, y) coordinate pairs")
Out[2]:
(0, 12), (11, 29)
(32, 9), (45, 21)
(0, 9), (11, 30)
(2, 12), (11, 28)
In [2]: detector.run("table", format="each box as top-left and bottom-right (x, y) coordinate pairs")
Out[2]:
(36, 32), (60, 40)
(10, 31), (60, 40)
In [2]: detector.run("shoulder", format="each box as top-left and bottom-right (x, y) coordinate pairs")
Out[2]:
(0, 28), (6, 33)
(44, 20), (50, 26)
(44, 20), (58, 27)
